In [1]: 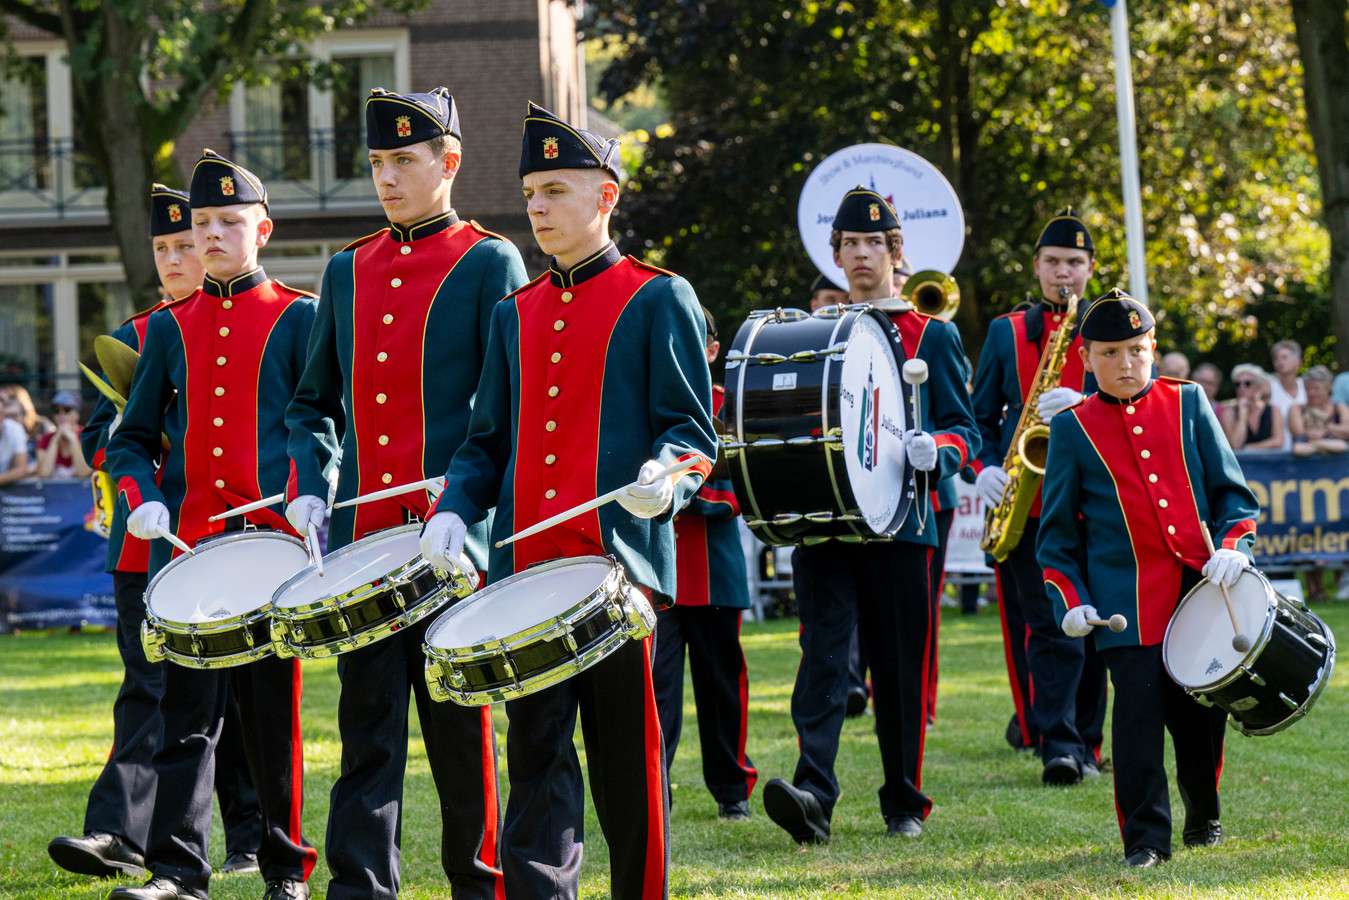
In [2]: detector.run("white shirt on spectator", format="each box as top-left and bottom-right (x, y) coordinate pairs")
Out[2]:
(0, 418), (28, 473)
(1268, 376), (1305, 451)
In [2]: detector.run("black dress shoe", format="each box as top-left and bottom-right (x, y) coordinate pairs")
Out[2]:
(717, 800), (751, 820)
(845, 686), (870, 718)
(264, 879), (311, 900)
(48, 830), (146, 878)
(1183, 819), (1223, 848)
(219, 850), (259, 874)
(762, 778), (830, 845)
(1123, 846), (1165, 868)
(886, 815), (923, 837)
(1042, 754), (1083, 786)
(105, 875), (194, 899)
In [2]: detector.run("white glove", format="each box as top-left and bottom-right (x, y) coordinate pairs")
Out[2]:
(107, 412), (122, 437)
(1037, 386), (1083, 423)
(1203, 548), (1250, 588)
(420, 512), (467, 574)
(286, 495), (326, 533)
(126, 500), (170, 540)
(617, 459), (674, 519)
(1061, 605), (1099, 638)
(975, 465), (1008, 508)
(903, 430), (938, 472)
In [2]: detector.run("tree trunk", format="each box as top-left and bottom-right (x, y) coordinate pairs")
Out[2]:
(1290, 0), (1349, 370)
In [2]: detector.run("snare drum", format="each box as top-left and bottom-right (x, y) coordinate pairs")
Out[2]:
(1163, 568), (1336, 736)
(423, 556), (654, 706)
(723, 305), (916, 545)
(268, 524), (476, 659)
(142, 531), (309, 669)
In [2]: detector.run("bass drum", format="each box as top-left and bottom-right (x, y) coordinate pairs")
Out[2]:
(723, 305), (916, 546)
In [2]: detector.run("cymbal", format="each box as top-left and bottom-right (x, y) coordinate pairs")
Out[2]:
(94, 335), (141, 398)
(79, 361), (126, 411)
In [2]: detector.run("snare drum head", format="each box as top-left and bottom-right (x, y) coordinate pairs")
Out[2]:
(426, 557), (614, 649)
(837, 310), (910, 535)
(1164, 569), (1273, 688)
(273, 525), (422, 608)
(148, 532), (308, 624)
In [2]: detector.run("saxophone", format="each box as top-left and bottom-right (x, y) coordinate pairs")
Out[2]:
(980, 289), (1079, 562)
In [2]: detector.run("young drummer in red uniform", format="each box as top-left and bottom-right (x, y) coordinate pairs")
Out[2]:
(52, 185), (261, 882)
(652, 306), (757, 821)
(284, 87), (526, 900)
(106, 152), (321, 900)
(420, 102), (716, 900)
(969, 209), (1108, 778)
(1037, 290), (1259, 867)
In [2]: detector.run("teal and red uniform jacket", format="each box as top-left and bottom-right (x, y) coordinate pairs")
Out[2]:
(107, 269), (321, 574)
(82, 298), (175, 574)
(874, 299), (979, 547)
(1036, 378), (1259, 649)
(674, 385), (750, 609)
(432, 243), (717, 605)
(285, 212), (527, 563)
(970, 298), (1098, 518)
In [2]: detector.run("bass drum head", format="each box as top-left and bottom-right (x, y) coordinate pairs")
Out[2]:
(425, 557), (614, 650)
(147, 532), (309, 624)
(836, 309), (911, 537)
(1164, 569), (1274, 689)
(273, 525), (422, 609)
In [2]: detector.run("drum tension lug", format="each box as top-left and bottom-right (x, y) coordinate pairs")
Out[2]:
(1277, 691), (1300, 711)
(1240, 665), (1266, 688)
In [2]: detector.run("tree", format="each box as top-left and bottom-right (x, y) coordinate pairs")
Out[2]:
(1289, 0), (1349, 373)
(0, 0), (425, 306)
(586, 1), (1327, 377)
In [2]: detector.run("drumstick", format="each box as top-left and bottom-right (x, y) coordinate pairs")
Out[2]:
(330, 476), (445, 511)
(902, 359), (930, 535)
(208, 492), (286, 522)
(155, 525), (194, 556)
(307, 522), (324, 577)
(495, 456), (703, 549)
(1085, 615), (1128, 633)
(1199, 522), (1252, 653)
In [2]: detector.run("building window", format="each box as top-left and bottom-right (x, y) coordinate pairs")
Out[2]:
(0, 56), (50, 192)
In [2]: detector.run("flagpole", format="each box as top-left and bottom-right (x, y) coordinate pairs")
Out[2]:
(1109, 0), (1149, 305)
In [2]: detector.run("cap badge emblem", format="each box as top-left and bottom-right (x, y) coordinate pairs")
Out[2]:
(543, 137), (559, 160)
(396, 116), (412, 138)
(168, 204), (181, 222)
(220, 176), (235, 197)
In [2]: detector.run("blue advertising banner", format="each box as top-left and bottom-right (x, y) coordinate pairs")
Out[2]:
(1240, 450), (1349, 567)
(0, 479), (114, 632)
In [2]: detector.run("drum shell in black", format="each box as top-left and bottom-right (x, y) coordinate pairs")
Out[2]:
(723, 307), (914, 546)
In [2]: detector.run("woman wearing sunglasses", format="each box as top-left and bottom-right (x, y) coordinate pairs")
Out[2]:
(1219, 364), (1284, 450)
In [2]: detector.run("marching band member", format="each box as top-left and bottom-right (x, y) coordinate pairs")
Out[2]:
(762, 187), (978, 843)
(284, 87), (526, 900)
(419, 102), (715, 900)
(652, 305), (758, 821)
(106, 152), (322, 900)
(51, 185), (261, 882)
(1037, 290), (1259, 866)
(969, 208), (1108, 778)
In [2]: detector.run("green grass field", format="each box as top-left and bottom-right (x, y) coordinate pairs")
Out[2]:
(2, 602), (1347, 899)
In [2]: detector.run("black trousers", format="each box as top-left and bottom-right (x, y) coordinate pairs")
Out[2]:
(993, 561), (1038, 748)
(925, 508), (956, 721)
(502, 635), (668, 900)
(83, 571), (260, 857)
(1003, 520), (1107, 764)
(325, 617), (501, 900)
(1100, 642), (1227, 856)
(147, 654), (314, 896)
(790, 540), (933, 824)
(652, 604), (757, 805)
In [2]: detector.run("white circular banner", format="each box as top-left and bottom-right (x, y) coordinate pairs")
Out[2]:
(798, 143), (965, 285)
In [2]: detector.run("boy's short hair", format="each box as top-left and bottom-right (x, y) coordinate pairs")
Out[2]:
(426, 133), (462, 162)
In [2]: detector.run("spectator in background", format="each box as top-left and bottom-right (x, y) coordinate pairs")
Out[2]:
(1291, 406), (1347, 457)
(1220, 364), (1284, 450)
(35, 390), (91, 479)
(0, 383), (53, 455)
(0, 399), (31, 484)
(1268, 340), (1305, 450)
(1193, 363), (1223, 415)
(891, 254), (914, 296)
(809, 272), (849, 311)
(1159, 352), (1191, 380)
(1289, 365), (1349, 445)
(1332, 371), (1349, 407)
